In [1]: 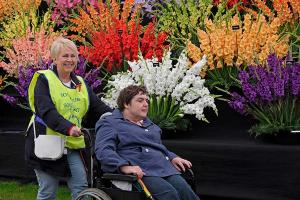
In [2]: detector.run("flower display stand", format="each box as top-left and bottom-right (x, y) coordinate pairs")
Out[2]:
(256, 131), (300, 145)
(0, 98), (32, 180)
(162, 101), (300, 200)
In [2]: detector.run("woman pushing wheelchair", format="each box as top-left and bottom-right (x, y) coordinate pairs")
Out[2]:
(25, 37), (112, 200)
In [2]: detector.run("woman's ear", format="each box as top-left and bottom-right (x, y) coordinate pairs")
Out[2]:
(49, 62), (56, 70)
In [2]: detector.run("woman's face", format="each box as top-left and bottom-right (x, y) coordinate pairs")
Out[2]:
(55, 47), (78, 75)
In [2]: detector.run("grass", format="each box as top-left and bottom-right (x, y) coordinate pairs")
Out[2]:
(0, 180), (71, 200)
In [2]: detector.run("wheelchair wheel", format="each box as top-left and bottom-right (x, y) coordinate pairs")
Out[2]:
(75, 188), (112, 200)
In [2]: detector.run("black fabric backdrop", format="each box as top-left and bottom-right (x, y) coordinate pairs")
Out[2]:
(1, 98), (300, 200)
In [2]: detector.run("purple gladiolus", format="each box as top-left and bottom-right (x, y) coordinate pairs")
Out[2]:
(91, 79), (102, 90)
(230, 53), (300, 135)
(238, 70), (249, 82)
(16, 62), (50, 98)
(2, 57), (103, 109)
(74, 56), (102, 91)
(267, 54), (281, 74)
(272, 77), (285, 98)
(2, 94), (17, 105)
(290, 63), (300, 96)
(234, 54), (300, 105)
(229, 92), (247, 115)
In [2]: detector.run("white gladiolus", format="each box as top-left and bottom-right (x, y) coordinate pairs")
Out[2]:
(187, 55), (207, 75)
(101, 73), (136, 108)
(102, 50), (217, 123)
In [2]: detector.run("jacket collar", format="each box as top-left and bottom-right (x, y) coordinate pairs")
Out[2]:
(51, 64), (82, 87)
(112, 109), (153, 127)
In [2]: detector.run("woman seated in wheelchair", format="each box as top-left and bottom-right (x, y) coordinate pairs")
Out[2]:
(95, 85), (200, 200)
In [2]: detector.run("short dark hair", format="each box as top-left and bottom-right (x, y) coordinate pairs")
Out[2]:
(117, 85), (148, 111)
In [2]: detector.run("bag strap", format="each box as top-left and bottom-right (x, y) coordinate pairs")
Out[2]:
(33, 117), (37, 140)
(31, 114), (47, 140)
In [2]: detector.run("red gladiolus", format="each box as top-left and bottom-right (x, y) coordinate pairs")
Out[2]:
(213, 0), (249, 11)
(80, 21), (168, 73)
(141, 22), (168, 61)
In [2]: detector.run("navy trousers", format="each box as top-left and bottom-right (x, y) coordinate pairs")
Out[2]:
(142, 174), (200, 200)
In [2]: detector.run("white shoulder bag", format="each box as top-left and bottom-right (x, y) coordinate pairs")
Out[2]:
(33, 120), (65, 160)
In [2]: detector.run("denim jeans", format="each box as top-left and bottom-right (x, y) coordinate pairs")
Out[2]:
(35, 150), (88, 200)
(142, 174), (200, 200)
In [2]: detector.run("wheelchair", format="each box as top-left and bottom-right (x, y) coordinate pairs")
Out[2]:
(76, 129), (197, 200)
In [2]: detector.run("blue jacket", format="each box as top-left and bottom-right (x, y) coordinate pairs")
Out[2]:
(95, 109), (180, 177)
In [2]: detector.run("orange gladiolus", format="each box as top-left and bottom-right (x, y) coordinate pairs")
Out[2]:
(187, 14), (289, 72)
(68, 0), (141, 43)
(0, 0), (41, 21)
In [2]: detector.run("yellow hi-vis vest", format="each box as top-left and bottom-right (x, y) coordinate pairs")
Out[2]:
(28, 70), (89, 149)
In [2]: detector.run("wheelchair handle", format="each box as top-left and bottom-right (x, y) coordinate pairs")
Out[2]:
(80, 128), (94, 187)
(81, 128), (93, 149)
(81, 128), (91, 136)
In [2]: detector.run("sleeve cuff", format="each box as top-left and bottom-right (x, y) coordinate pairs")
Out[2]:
(117, 161), (131, 173)
(169, 152), (178, 160)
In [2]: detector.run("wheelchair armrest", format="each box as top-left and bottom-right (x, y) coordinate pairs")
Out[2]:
(182, 168), (194, 179)
(102, 173), (138, 182)
(181, 168), (196, 192)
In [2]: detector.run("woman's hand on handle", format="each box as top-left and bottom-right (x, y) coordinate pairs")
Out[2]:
(69, 126), (82, 137)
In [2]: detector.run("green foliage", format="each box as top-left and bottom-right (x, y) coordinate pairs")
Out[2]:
(0, 8), (55, 48)
(284, 19), (300, 62)
(148, 95), (184, 130)
(249, 97), (300, 136)
(153, 0), (213, 49)
(205, 66), (241, 100)
(152, 0), (238, 51)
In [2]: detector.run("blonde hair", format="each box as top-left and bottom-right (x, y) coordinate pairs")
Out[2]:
(50, 37), (79, 61)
